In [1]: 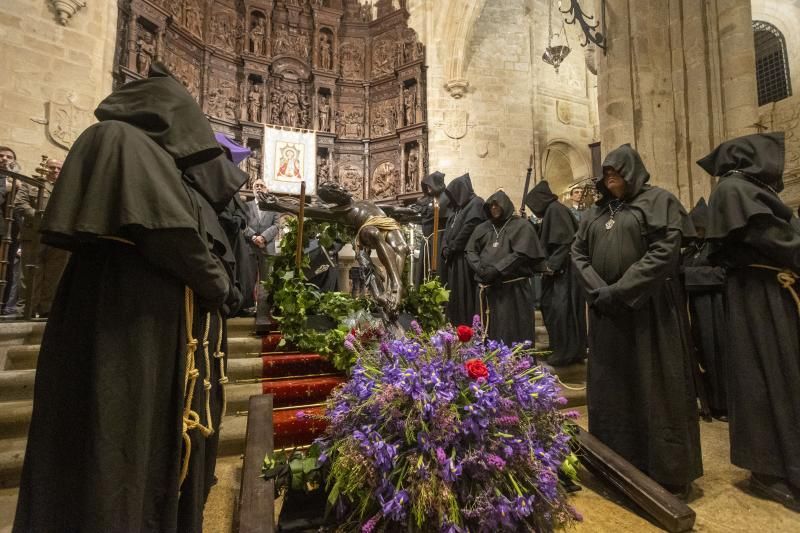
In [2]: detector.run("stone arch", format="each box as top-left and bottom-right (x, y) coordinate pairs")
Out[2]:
(435, 0), (488, 98)
(541, 140), (591, 196)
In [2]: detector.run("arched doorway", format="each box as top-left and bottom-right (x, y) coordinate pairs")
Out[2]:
(541, 140), (590, 199)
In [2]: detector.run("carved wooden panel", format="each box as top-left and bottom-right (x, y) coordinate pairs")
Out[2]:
(114, 0), (428, 197)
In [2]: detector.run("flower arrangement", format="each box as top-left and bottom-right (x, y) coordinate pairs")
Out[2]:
(311, 317), (581, 532)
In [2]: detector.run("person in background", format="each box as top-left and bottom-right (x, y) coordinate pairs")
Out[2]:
(525, 180), (586, 367)
(441, 173), (485, 326)
(245, 179), (280, 313)
(699, 132), (800, 511)
(0, 146), (21, 314)
(466, 190), (545, 345)
(14, 158), (69, 318)
(568, 185), (586, 222)
(572, 144), (702, 498)
(681, 198), (728, 421)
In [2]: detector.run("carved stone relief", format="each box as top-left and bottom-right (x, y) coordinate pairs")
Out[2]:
(115, 0), (428, 196)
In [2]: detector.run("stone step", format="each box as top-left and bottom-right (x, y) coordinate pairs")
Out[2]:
(0, 437), (27, 489)
(224, 377), (345, 415)
(0, 370), (35, 402)
(228, 353), (336, 382)
(0, 322), (46, 347)
(0, 400), (32, 439)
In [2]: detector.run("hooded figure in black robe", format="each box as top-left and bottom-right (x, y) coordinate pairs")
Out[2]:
(466, 191), (545, 344)
(681, 198), (728, 419)
(698, 132), (800, 509)
(14, 63), (246, 533)
(442, 173), (485, 325)
(525, 180), (586, 366)
(417, 171), (450, 284)
(571, 144), (702, 492)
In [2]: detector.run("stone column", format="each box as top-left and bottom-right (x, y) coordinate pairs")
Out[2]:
(598, 0), (758, 204)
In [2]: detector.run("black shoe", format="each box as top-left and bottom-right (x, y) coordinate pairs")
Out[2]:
(749, 473), (800, 512)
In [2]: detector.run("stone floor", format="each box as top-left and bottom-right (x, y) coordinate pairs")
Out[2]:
(3, 409), (800, 532)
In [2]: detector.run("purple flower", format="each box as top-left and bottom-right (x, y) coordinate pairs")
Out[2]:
(486, 454), (506, 470)
(410, 320), (422, 335)
(380, 489), (409, 521)
(435, 447), (447, 464)
(295, 410), (306, 420)
(361, 513), (381, 533)
(441, 457), (462, 483)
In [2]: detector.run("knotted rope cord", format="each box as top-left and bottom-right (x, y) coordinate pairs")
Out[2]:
(748, 264), (800, 313)
(200, 312), (214, 437)
(478, 277), (528, 342)
(180, 287), (201, 487)
(354, 216), (401, 251)
(213, 310), (229, 430)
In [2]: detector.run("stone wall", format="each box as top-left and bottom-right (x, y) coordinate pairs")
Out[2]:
(406, 0), (599, 200)
(598, 0), (760, 207)
(0, 1), (118, 173)
(751, 0), (800, 207)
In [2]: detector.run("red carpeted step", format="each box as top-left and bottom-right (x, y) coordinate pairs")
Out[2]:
(262, 376), (345, 407)
(273, 405), (328, 449)
(261, 333), (284, 353)
(262, 353), (337, 378)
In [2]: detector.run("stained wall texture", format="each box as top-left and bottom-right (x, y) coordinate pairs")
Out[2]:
(0, 1), (118, 173)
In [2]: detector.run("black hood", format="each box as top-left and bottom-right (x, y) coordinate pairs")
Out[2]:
(421, 171), (446, 196)
(524, 180), (558, 216)
(696, 132), (785, 192)
(484, 190), (516, 224)
(182, 154), (248, 214)
(445, 173), (475, 208)
(689, 198), (709, 230)
(94, 62), (221, 170)
(598, 144), (651, 202)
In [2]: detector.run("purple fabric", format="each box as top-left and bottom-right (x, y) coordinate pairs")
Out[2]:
(214, 132), (251, 165)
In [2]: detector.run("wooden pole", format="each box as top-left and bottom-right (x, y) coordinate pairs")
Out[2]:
(430, 197), (440, 274)
(295, 182), (306, 272)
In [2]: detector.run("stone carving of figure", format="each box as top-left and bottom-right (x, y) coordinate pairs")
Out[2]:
(317, 156), (330, 181)
(300, 88), (311, 127)
(360, 4), (372, 22)
(334, 110), (344, 136)
(224, 95), (237, 120)
(247, 148), (262, 188)
(270, 91), (283, 124)
(406, 147), (419, 190)
(319, 35), (332, 70)
(281, 90), (301, 127)
(136, 33), (155, 76)
(403, 86), (416, 126)
(372, 163), (397, 198)
(184, 0), (203, 37)
(247, 83), (262, 122)
(318, 95), (331, 132)
(250, 16), (266, 55)
(340, 167), (362, 196)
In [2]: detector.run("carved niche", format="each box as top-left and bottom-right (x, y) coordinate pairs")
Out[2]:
(114, 0), (428, 197)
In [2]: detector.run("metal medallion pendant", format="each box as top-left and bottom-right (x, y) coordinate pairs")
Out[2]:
(492, 241), (500, 248)
(605, 218), (615, 230)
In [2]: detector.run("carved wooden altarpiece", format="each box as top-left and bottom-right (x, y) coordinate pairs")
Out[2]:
(114, 0), (428, 199)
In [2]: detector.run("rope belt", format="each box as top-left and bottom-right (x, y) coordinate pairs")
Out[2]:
(478, 277), (529, 341)
(214, 310), (229, 431)
(98, 235), (135, 246)
(355, 216), (401, 251)
(747, 264), (800, 313)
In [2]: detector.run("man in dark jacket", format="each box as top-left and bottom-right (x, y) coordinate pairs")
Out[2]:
(572, 144), (702, 497)
(700, 132), (800, 511)
(525, 180), (586, 366)
(14, 63), (245, 533)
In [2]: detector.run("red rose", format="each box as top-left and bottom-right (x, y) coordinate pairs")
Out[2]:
(465, 358), (489, 380)
(457, 325), (474, 343)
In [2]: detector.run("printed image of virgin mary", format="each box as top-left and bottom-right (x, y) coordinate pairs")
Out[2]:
(277, 146), (303, 180)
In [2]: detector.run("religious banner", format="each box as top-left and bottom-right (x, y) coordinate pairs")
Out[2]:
(262, 126), (317, 195)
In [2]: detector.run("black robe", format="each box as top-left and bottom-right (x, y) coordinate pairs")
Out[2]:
(572, 144), (702, 487)
(220, 196), (257, 311)
(442, 173), (485, 326)
(466, 191), (545, 345)
(525, 181), (586, 366)
(14, 64), (245, 533)
(681, 199), (728, 416)
(699, 132), (800, 485)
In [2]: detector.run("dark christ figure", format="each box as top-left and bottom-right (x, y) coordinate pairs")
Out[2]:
(258, 183), (412, 313)
(699, 132), (800, 511)
(571, 143), (702, 497)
